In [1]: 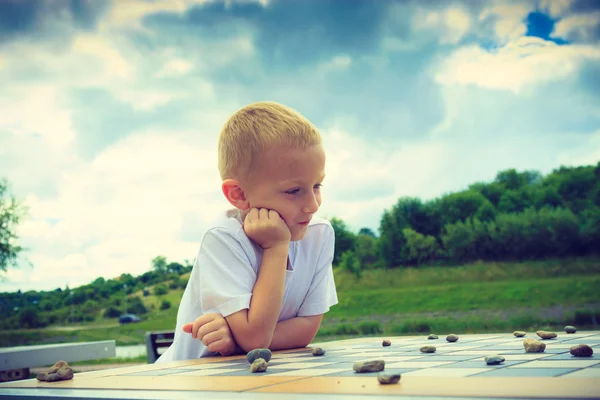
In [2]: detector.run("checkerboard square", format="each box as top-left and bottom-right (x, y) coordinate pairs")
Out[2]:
(510, 360), (600, 368)
(473, 368), (577, 377)
(403, 367), (489, 377)
(559, 368), (600, 378)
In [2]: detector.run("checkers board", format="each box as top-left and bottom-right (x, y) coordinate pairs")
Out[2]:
(2, 330), (600, 399)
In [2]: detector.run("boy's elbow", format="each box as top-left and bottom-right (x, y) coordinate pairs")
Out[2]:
(236, 333), (273, 353)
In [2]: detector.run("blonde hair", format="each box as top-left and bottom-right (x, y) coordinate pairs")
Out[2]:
(218, 101), (322, 180)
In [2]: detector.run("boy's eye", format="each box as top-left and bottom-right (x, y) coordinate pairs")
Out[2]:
(314, 183), (322, 190)
(285, 188), (300, 195)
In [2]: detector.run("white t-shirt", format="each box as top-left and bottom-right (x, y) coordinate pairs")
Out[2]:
(156, 209), (338, 363)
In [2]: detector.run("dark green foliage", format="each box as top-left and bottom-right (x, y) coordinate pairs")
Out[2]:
(103, 306), (121, 318)
(160, 300), (171, 310)
(357, 321), (383, 335)
(153, 284), (168, 296)
(329, 218), (356, 265)
(403, 228), (442, 266)
(339, 251), (361, 279)
(18, 306), (48, 329)
(381, 163), (598, 267)
(127, 296), (148, 315)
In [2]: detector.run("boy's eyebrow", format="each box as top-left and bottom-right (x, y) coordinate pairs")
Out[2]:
(281, 174), (326, 185)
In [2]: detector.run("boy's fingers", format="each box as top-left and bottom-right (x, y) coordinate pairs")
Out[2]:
(182, 323), (193, 333)
(259, 208), (268, 220)
(247, 208), (258, 222)
(268, 209), (280, 220)
(189, 314), (216, 338)
(201, 330), (222, 347)
(196, 319), (221, 340)
(207, 337), (231, 354)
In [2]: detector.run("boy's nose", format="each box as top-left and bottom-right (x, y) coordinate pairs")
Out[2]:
(303, 193), (320, 214)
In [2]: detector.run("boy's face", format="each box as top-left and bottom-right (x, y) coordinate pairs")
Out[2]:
(242, 144), (326, 241)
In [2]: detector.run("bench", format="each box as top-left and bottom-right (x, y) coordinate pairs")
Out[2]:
(145, 330), (174, 363)
(0, 340), (116, 382)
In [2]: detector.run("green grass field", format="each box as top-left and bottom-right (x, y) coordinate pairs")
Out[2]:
(2, 257), (599, 348)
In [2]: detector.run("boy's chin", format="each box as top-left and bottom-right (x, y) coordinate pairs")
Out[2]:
(290, 227), (308, 241)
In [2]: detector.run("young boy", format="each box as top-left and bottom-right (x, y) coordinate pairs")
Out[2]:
(156, 101), (338, 362)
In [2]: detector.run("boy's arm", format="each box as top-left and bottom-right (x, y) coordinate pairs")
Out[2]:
(225, 244), (289, 352)
(268, 314), (323, 350)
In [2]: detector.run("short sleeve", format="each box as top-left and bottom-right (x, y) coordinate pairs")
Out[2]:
(194, 228), (257, 317)
(296, 224), (338, 317)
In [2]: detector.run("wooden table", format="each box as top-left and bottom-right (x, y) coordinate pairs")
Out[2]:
(1, 332), (599, 399)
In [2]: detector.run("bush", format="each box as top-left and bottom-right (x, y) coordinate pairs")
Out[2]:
(160, 300), (171, 310)
(18, 306), (48, 329)
(127, 296), (148, 315)
(339, 251), (362, 279)
(154, 284), (168, 296)
(358, 321), (383, 335)
(103, 306), (121, 318)
(334, 323), (359, 335)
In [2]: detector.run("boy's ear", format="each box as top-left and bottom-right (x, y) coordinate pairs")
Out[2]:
(222, 179), (250, 210)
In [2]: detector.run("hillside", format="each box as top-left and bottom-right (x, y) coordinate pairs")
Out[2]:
(1, 257), (599, 347)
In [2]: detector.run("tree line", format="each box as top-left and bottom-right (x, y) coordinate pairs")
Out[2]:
(330, 163), (600, 276)
(0, 256), (192, 329)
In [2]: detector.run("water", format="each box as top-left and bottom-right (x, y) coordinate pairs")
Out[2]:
(115, 344), (147, 359)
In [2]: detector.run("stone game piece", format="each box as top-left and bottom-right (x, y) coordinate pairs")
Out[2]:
(382, 339), (391, 347)
(485, 355), (505, 365)
(427, 334), (438, 340)
(247, 348), (272, 363)
(564, 325), (577, 334)
(446, 334), (459, 342)
(513, 330), (526, 337)
(420, 345), (436, 353)
(36, 360), (74, 382)
(378, 373), (400, 384)
(570, 344), (593, 357)
(536, 330), (557, 340)
(250, 358), (268, 373)
(312, 347), (325, 356)
(523, 338), (546, 353)
(354, 360), (385, 373)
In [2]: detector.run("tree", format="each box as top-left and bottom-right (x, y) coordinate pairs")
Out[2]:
(152, 256), (168, 275)
(339, 251), (361, 279)
(354, 233), (379, 268)
(403, 228), (441, 266)
(0, 178), (28, 273)
(358, 227), (376, 238)
(328, 217), (356, 265)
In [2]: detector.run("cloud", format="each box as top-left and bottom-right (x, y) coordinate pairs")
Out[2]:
(435, 36), (600, 93)
(0, 0), (110, 43)
(554, 11), (600, 43)
(478, 3), (530, 44)
(9, 129), (229, 290)
(414, 6), (472, 45)
(317, 127), (448, 231)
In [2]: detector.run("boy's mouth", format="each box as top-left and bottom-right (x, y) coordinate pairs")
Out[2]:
(298, 220), (310, 225)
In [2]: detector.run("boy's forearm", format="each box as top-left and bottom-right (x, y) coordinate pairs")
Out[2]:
(268, 316), (321, 351)
(244, 245), (288, 348)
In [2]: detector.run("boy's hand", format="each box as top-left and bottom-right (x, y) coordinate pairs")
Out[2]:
(243, 208), (291, 250)
(183, 313), (237, 356)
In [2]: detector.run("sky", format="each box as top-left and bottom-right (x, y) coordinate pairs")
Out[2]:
(1, 0), (599, 293)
